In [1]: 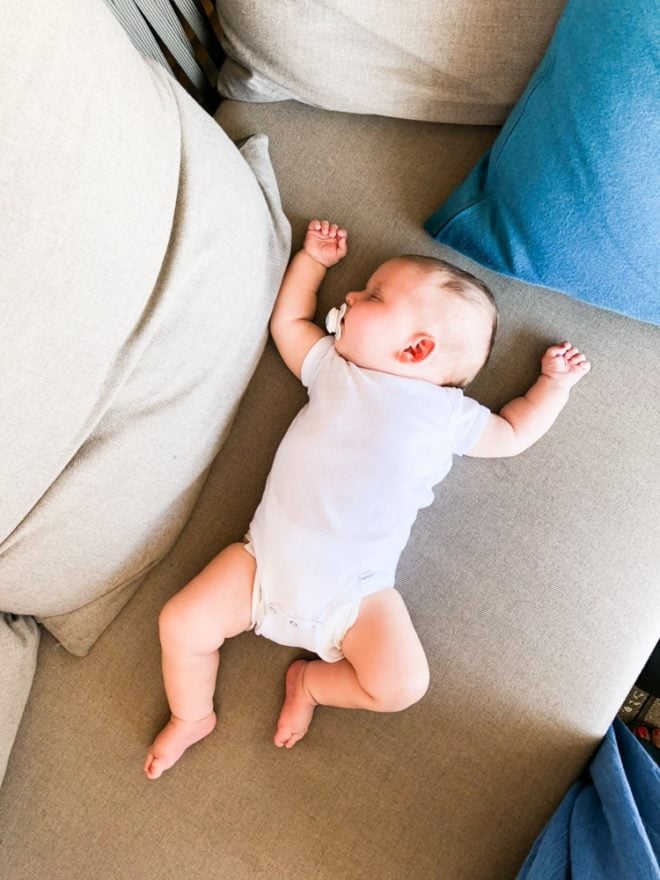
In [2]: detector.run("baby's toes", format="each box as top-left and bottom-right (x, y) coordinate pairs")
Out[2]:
(274, 722), (293, 748)
(144, 752), (164, 780)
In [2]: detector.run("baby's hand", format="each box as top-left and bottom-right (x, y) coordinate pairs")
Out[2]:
(541, 342), (591, 389)
(304, 219), (348, 268)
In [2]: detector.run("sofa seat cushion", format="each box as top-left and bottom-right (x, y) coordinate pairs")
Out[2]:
(216, 0), (566, 124)
(213, 100), (660, 873)
(2, 97), (657, 880)
(0, 0), (290, 654)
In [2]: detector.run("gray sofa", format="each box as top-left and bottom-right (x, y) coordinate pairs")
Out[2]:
(1, 1), (658, 878)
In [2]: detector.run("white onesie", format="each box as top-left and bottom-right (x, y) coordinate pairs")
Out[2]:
(247, 336), (490, 661)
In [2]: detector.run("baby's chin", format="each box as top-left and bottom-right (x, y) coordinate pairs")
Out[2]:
(334, 337), (369, 368)
(332, 335), (351, 360)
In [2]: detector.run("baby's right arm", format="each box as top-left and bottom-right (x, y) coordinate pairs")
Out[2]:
(270, 220), (348, 379)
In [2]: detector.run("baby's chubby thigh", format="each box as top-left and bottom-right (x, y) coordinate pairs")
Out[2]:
(341, 588), (430, 712)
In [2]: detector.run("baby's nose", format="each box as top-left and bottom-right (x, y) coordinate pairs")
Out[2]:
(345, 291), (358, 305)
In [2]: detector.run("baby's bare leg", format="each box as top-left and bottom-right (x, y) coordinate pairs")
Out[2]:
(144, 543), (254, 779)
(274, 588), (429, 748)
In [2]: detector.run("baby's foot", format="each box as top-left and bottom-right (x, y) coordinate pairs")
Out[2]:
(144, 711), (216, 779)
(274, 659), (317, 749)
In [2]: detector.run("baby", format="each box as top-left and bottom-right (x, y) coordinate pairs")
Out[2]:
(145, 219), (591, 779)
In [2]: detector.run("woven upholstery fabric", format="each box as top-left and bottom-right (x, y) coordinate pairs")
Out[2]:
(216, 0), (566, 124)
(0, 616), (39, 783)
(0, 0), (290, 654)
(1, 98), (658, 880)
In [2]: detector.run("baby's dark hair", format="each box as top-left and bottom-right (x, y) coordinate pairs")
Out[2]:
(400, 255), (498, 387)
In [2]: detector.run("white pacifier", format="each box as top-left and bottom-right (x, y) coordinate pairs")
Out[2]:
(325, 303), (347, 340)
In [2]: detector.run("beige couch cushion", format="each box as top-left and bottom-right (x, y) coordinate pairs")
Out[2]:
(2, 98), (657, 880)
(0, 615), (39, 783)
(0, 0), (290, 654)
(217, 0), (566, 124)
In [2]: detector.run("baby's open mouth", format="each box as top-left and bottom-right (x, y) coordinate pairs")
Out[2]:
(325, 303), (347, 339)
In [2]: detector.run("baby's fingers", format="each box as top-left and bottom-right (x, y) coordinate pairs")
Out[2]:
(561, 345), (590, 371)
(545, 341), (572, 359)
(308, 219), (346, 241)
(562, 345), (586, 361)
(308, 218), (333, 236)
(571, 357), (591, 374)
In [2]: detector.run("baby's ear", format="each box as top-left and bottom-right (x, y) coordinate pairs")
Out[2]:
(400, 335), (436, 364)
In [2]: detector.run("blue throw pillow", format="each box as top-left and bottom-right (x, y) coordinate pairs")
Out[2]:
(424, 0), (659, 326)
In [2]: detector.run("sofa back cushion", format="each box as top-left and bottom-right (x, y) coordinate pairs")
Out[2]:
(216, 0), (566, 124)
(0, 0), (290, 654)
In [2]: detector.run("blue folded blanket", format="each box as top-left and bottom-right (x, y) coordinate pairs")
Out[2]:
(518, 720), (660, 878)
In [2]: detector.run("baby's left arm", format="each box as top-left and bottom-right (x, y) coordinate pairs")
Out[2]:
(270, 220), (348, 380)
(467, 342), (591, 458)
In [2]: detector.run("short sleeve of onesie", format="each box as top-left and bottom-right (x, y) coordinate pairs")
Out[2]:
(450, 391), (491, 455)
(301, 335), (335, 390)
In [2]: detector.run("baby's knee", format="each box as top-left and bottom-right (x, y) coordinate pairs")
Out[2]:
(371, 663), (430, 712)
(393, 666), (430, 711)
(158, 595), (197, 649)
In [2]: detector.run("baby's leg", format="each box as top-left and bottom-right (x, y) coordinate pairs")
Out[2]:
(144, 543), (255, 779)
(274, 588), (429, 748)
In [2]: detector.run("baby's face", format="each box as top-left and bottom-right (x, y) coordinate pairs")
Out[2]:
(334, 259), (439, 376)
